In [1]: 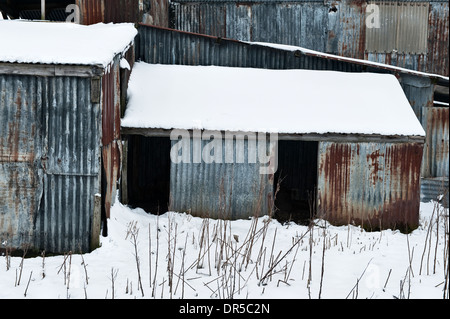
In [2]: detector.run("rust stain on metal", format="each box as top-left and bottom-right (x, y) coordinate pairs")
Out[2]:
(318, 142), (423, 232)
(77, 0), (142, 25)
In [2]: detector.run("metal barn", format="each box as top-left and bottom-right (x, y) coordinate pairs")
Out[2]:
(0, 20), (137, 254)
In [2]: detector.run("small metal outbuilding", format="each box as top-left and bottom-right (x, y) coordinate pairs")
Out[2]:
(121, 62), (426, 232)
(0, 20), (137, 254)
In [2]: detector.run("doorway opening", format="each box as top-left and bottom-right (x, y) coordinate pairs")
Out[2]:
(273, 140), (318, 225)
(126, 135), (171, 214)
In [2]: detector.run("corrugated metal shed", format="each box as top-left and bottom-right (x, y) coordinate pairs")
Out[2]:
(125, 24), (446, 231)
(135, 24), (447, 180)
(169, 0), (449, 76)
(0, 22), (136, 254)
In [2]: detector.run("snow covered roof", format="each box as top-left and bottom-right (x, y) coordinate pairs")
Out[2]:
(0, 20), (137, 67)
(121, 62), (426, 137)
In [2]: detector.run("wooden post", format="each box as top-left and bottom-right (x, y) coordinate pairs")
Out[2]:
(41, 0), (46, 20)
(120, 138), (129, 205)
(91, 193), (102, 251)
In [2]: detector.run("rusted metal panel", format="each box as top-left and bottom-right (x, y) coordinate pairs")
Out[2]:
(170, 0), (449, 76)
(77, 0), (141, 25)
(333, 0), (366, 59)
(427, 1), (449, 76)
(104, 0), (140, 24)
(101, 58), (122, 220)
(77, 0), (104, 25)
(421, 106), (449, 178)
(317, 142), (423, 232)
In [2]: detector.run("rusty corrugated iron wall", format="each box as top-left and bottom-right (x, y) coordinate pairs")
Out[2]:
(317, 142), (424, 232)
(77, 0), (142, 25)
(0, 73), (102, 254)
(101, 57), (122, 222)
(422, 106), (449, 178)
(169, 0), (449, 76)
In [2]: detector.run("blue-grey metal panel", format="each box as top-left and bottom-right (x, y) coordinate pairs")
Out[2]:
(33, 76), (102, 253)
(0, 73), (101, 254)
(169, 135), (274, 219)
(420, 177), (449, 207)
(0, 74), (44, 251)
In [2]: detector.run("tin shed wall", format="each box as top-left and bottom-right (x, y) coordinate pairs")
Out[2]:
(317, 141), (424, 232)
(77, 0), (141, 25)
(101, 59), (121, 221)
(0, 75), (44, 251)
(169, 136), (274, 219)
(421, 106), (449, 178)
(170, 0), (449, 76)
(0, 73), (102, 254)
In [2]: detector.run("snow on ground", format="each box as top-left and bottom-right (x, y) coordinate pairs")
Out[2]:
(0, 199), (448, 300)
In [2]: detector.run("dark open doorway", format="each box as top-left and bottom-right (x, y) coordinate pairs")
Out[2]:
(273, 140), (318, 224)
(126, 135), (171, 214)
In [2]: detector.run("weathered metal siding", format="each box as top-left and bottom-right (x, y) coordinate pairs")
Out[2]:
(169, 136), (274, 219)
(0, 75), (44, 251)
(34, 76), (101, 253)
(77, 0), (141, 25)
(421, 107), (449, 178)
(101, 58), (122, 220)
(137, 23), (367, 71)
(0, 74), (102, 254)
(77, 0), (104, 25)
(317, 142), (424, 231)
(427, 1), (449, 76)
(420, 177), (449, 207)
(170, 0), (449, 76)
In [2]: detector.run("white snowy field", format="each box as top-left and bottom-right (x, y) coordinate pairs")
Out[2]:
(0, 199), (448, 300)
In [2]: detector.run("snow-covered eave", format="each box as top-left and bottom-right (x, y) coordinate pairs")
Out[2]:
(121, 126), (426, 144)
(0, 40), (134, 77)
(249, 41), (450, 84)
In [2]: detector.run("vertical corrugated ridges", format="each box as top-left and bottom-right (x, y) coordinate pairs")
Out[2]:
(317, 142), (423, 231)
(0, 75), (43, 251)
(170, 0), (448, 76)
(33, 76), (101, 253)
(169, 137), (273, 219)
